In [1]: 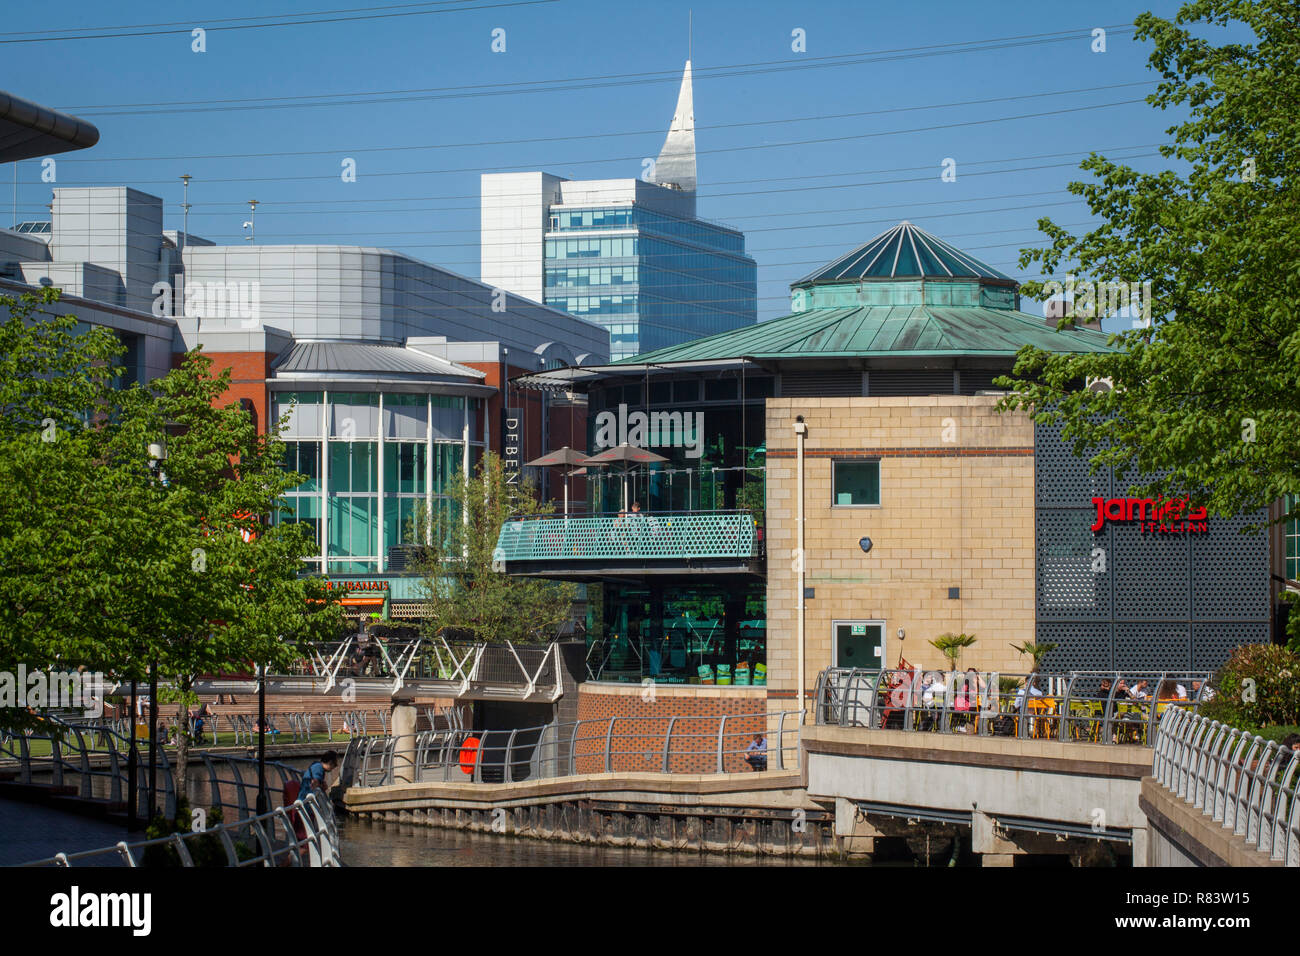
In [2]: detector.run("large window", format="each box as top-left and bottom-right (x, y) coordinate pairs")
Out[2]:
(586, 583), (766, 685)
(383, 442), (427, 548)
(328, 440), (378, 572)
(833, 459), (881, 506)
(1287, 494), (1299, 582)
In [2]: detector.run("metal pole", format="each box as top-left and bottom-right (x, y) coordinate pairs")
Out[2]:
(148, 664), (158, 819)
(257, 663), (268, 815)
(128, 679), (139, 830)
(795, 417), (807, 724)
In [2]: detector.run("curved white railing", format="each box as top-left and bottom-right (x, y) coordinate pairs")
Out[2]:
(20, 790), (340, 868)
(1151, 708), (1299, 866)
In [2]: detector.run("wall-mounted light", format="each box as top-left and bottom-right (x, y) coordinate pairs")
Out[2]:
(859, 536), (872, 554)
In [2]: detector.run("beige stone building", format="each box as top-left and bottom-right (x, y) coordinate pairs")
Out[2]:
(763, 396), (1038, 710)
(507, 221), (1278, 728)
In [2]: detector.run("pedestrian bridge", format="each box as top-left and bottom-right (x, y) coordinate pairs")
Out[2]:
(808, 667), (1299, 866)
(195, 635), (565, 703)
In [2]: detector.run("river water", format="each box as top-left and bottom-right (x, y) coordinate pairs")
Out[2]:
(339, 816), (870, 867)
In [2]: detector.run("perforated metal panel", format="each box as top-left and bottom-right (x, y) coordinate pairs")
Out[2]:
(1038, 623), (1112, 671)
(1113, 623), (1191, 672)
(1034, 419), (1108, 507)
(1112, 465), (1174, 498)
(1191, 622), (1268, 672)
(1034, 422), (1269, 673)
(1111, 522), (1190, 619)
(1036, 509), (1110, 620)
(1191, 512), (1270, 619)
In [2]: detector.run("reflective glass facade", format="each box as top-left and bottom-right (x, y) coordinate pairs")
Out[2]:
(586, 582), (767, 685)
(1287, 494), (1299, 582)
(543, 206), (756, 360)
(273, 390), (483, 574)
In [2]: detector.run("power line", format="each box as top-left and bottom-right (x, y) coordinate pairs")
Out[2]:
(0, 0), (557, 46)
(58, 80), (1155, 164)
(21, 143), (1166, 214)
(19, 99), (1154, 189)
(56, 24), (1141, 114)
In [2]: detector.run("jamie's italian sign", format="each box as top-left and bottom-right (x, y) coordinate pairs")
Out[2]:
(1091, 497), (1208, 535)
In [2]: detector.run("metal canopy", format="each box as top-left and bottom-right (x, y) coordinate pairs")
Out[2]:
(0, 90), (99, 163)
(272, 341), (485, 380)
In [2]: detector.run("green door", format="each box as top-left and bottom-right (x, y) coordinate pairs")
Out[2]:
(835, 622), (883, 669)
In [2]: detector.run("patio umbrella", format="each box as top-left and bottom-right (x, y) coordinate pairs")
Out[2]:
(583, 443), (669, 512)
(525, 446), (589, 516)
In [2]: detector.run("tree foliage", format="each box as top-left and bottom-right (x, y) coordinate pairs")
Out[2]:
(414, 452), (575, 645)
(995, 1), (1300, 636)
(0, 289), (342, 789)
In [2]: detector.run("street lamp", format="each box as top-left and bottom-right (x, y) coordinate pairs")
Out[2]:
(144, 439), (169, 822)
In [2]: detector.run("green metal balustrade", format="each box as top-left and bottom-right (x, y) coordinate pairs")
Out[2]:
(494, 510), (760, 564)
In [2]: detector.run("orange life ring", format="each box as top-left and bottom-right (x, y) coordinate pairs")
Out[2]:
(459, 736), (481, 775)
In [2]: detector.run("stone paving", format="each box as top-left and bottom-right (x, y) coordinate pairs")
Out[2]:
(0, 798), (132, 866)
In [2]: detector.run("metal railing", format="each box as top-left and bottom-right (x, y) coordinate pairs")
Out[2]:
(494, 509), (761, 563)
(19, 790), (340, 868)
(287, 634), (565, 699)
(1151, 708), (1299, 865)
(344, 710), (805, 788)
(0, 714), (176, 819)
(814, 667), (1213, 746)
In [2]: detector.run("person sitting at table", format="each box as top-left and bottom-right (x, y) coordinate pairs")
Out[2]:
(1127, 679), (1151, 701)
(1013, 677), (1044, 710)
(921, 672), (947, 707)
(1156, 679), (1182, 701)
(1192, 680), (1214, 702)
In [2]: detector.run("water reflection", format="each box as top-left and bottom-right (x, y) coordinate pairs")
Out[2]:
(340, 817), (868, 867)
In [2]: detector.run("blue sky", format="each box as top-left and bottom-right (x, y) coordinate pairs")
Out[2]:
(5, 0), (1207, 326)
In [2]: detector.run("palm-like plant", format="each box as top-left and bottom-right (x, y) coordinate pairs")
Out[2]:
(930, 632), (977, 671)
(1010, 640), (1058, 674)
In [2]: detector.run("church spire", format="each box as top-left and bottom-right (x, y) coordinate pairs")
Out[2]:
(653, 60), (696, 194)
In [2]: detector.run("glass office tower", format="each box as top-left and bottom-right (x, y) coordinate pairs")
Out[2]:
(543, 205), (756, 359)
(481, 63), (757, 361)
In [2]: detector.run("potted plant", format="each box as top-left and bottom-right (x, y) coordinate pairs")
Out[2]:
(929, 632), (976, 671)
(1009, 640), (1058, 674)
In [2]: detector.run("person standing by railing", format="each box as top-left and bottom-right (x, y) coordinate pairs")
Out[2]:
(300, 751), (339, 797)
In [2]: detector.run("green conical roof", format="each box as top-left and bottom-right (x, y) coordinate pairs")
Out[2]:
(794, 221), (1012, 285)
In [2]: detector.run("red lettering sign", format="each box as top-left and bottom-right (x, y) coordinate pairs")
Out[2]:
(1090, 497), (1208, 534)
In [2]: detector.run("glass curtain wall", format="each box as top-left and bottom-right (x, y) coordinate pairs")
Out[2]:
(586, 581), (766, 685)
(272, 390), (478, 574)
(585, 376), (769, 523)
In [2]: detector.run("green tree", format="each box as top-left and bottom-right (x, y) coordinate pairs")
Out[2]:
(0, 291), (341, 795)
(414, 452), (575, 645)
(106, 350), (342, 795)
(994, 1), (1300, 642)
(0, 289), (157, 729)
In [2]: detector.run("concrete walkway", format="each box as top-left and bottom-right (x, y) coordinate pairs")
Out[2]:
(0, 797), (131, 866)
